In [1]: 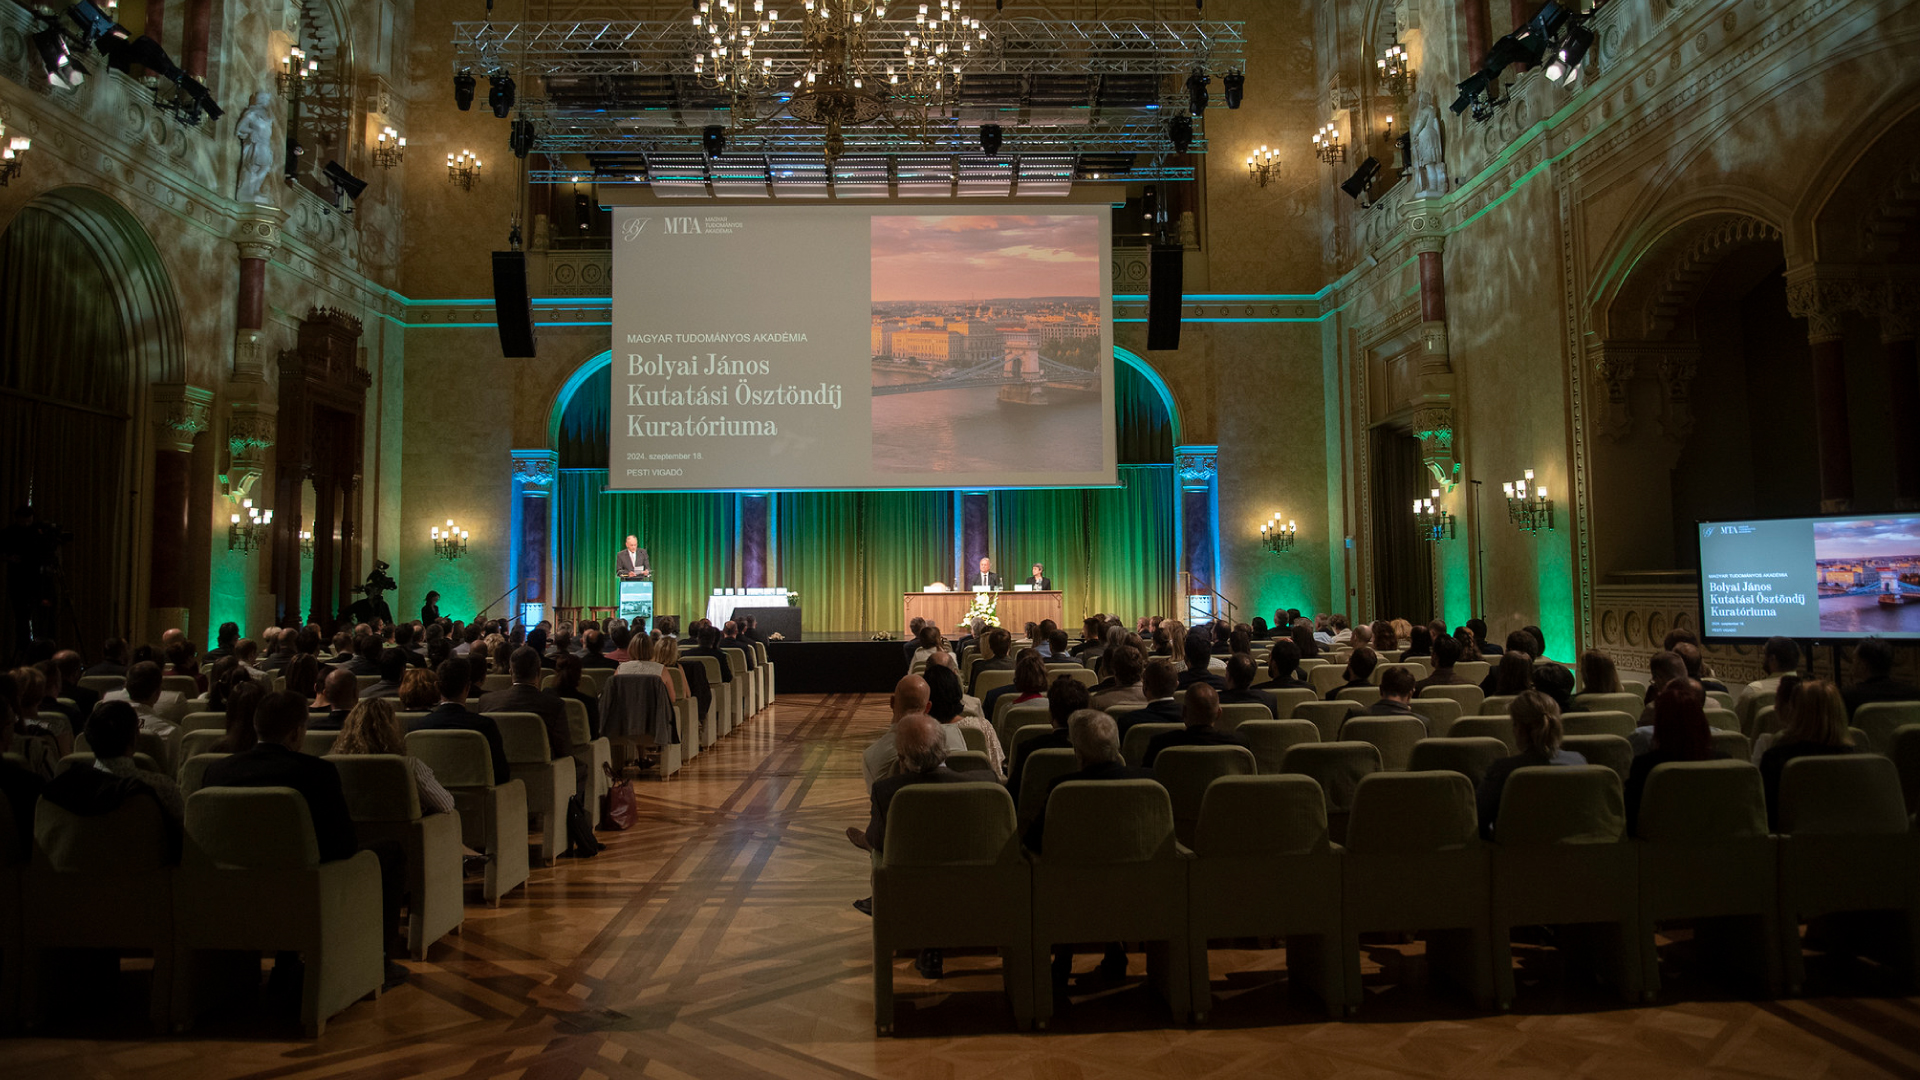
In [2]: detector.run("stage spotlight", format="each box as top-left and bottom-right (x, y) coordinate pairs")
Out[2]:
(702, 124), (727, 156)
(173, 75), (223, 123)
(1222, 71), (1244, 109)
(1169, 114), (1193, 154)
(1186, 70), (1210, 114)
(1546, 24), (1595, 81)
(510, 117), (537, 159)
(453, 71), (476, 110)
(323, 160), (367, 206)
(488, 72), (515, 118)
(979, 123), (1003, 154)
(31, 21), (85, 89)
(1340, 156), (1382, 200)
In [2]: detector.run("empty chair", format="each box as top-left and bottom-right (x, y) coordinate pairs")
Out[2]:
(1454, 661), (1492, 684)
(1007, 724), (1054, 761)
(490, 713), (575, 867)
(1294, 700), (1362, 743)
(999, 703), (1051, 751)
(1447, 716), (1518, 752)
(1029, 780), (1190, 1024)
(1308, 666), (1350, 697)
(1216, 702), (1272, 732)
(1267, 687), (1318, 720)
(330, 754), (464, 961)
(1418, 683), (1485, 715)
(1186, 775), (1344, 1020)
(1153, 744), (1257, 846)
(1479, 695), (1518, 716)
(1854, 702), (1920, 758)
(1709, 729), (1751, 761)
(1706, 690), (1735, 712)
(1574, 692), (1644, 716)
(1281, 741), (1381, 843)
(1338, 715), (1425, 771)
(1406, 737), (1510, 787)
(1335, 685), (1382, 708)
(872, 783), (1033, 1033)
(959, 725), (988, 753)
(1489, 766), (1641, 1006)
(1408, 696), (1463, 734)
(1774, 755), (1920, 992)
(1120, 722), (1181, 769)
(177, 752), (229, 795)
(1562, 734), (1633, 783)
(1014, 747), (1080, 837)
(1563, 711), (1636, 739)
(1235, 719), (1320, 774)
(172, 787), (384, 1037)
(405, 730), (529, 905)
(1340, 772), (1493, 1011)
(1635, 760), (1781, 996)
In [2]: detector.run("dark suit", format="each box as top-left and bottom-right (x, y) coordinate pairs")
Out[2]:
(1219, 687), (1278, 716)
(478, 683), (575, 762)
(1005, 727), (1072, 798)
(1, 758), (44, 856)
(1177, 669), (1227, 692)
(82, 661), (128, 680)
(1364, 697), (1418, 718)
(62, 684), (100, 718)
(972, 572), (1005, 590)
(684, 645), (733, 683)
(616, 547), (650, 579)
(1141, 726), (1247, 769)
(866, 766), (973, 853)
(1326, 677), (1372, 701)
(1024, 761), (1155, 852)
(1121, 698), (1182, 734)
(581, 651), (619, 669)
(1252, 674), (1309, 692)
(202, 743), (358, 862)
(1023, 575), (1052, 590)
(407, 702), (510, 785)
(1414, 668), (1462, 691)
(309, 708), (351, 731)
(967, 656), (1015, 696)
(1842, 676), (1920, 717)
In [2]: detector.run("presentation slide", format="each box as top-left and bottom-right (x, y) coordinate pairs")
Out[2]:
(608, 205), (1116, 492)
(1698, 513), (1920, 641)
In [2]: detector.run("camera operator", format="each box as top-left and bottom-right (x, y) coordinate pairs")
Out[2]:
(346, 561), (397, 627)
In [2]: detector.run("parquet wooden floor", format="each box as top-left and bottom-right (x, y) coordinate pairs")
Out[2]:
(9, 693), (1920, 1079)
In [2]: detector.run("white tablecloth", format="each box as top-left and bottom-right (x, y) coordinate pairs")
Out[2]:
(705, 594), (790, 627)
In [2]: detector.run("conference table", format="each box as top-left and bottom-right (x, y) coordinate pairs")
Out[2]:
(902, 591), (1065, 635)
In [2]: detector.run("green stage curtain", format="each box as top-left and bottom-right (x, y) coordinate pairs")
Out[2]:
(554, 472), (735, 626)
(994, 465), (1174, 627)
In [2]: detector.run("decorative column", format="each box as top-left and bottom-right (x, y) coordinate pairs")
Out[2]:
(739, 493), (771, 589)
(148, 385), (212, 630)
(1880, 288), (1919, 509)
(1175, 447), (1219, 618)
(1461, 0), (1490, 72)
(511, 450), (559, 623)
(959, 492), (991, 586)
(232, 209), (284, 379)
(1786, 272), (1862, 513)
(309, 474), (336, 626)
(183, 0), (212, 76)
(1408, 218), (1460, 488)
(336, 475), (359, 621)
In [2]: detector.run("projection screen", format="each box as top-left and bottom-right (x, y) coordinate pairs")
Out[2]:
(608, 205), (1116, 491)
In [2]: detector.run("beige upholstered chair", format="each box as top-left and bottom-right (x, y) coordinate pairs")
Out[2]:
(1573, 692), (1644, 716)
(1635, 760), (1780, 996)
(1709, 730), (1751, 761)
(1340, 771), (1492, 1011)
(1478, 695), (1518, 716)
(490, 712), (575, 867)
(160, 675), (199, 698)
(1014, 747), (1080, 837)
(871, 783), (1032, 1033)
(330, 754), (465, 960)
(959, 726), (988, 753)
(1417, 683), (1485, 715)
(561, 698), (612, 807)
(302, 730), (340, 756)
(1408, 696), (1463, 734)
(1562, 711), (1636, 739)
(1337, 716), (1425, 772)
(1335, 685), (1382, 708)
(76, 675), (125, 695)
(1446, 716), (1518, 752)
(687, 656), (731, 737)
(177, 752), (229, 795)
(1029, 779), (1191, 1024)
(1774, 755), (1920, 993)
(1705, 690), (1735, 712)
(1120, 723), (1181, 769)
(1489, 766), (1641, 1006)
(1235, 719), (1320, 774)
(1267, 687), (1318, 720)
(1704, 708), (1740, 732)
(1154, 744), (1257, 846)
(722, 648), (758, 717)
(973, 669), (1017, 698)
(1281, 741), (1380, 843)
(1186, 775), (1344, 1020)
(999, 703), (1051, 749)
(57, 751), (162, 775)
(1854, 703), (1920, 759)
(1405, 737), (1510, 787)
(1453, 661), (1491, 684)
(1007, 724), (1054, 762)
(945, 750), (995, 776)
(1214, 702), (1271, 732)
(1561, 734), (1633, 783)
(173, 787), (384, 1037)
(405, 729), (530, 905)
(1308, 666), (1349, 697)
(1293, 700), (1361, 743)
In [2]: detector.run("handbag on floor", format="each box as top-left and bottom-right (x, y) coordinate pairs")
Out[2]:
(599, 761), (637, 831)
(564, 793), (604, 857)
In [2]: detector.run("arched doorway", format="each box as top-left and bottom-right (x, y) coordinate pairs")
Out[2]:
(0, 188), (182, 655)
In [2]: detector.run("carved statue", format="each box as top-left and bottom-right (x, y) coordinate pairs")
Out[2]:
(1410, 91), (1447, 197)
(235, 92), (276, 204)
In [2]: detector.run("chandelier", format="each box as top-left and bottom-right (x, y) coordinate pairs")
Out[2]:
(693, 0), (778, 107)
(889, 0), (984, 105)
(783, 0), (892, 159)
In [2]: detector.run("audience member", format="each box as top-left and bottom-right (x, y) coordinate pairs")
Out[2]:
(1625, 680), (1725, 834)
(908, 624), (943, 667)
(1841, 637), (1919, 717)
(1219, 653), (1277, 716)
(75, 699), (184, 819)
(1090, 645), (1148, 712)
(965, 628), (1016, 697)
(984, 650), (1049, 723)
(848, 712), (969, 857)
(1414, 635), (1465, 690)
(50, 650), (98, 716)
(1252, 639), (1308, 691)
(0, 700), (43, 852)
(282, 654), (323, 704)
(480, 646), (585, 793)
(1734, 636), (1800, 735)
(1485, 650), (1534, 697)
(1402, 625), (1432, 659)
(108, 661), (187, 737)
(549, 654), (602, 740)
(1365, 666), (1418, 719)
(861, 675), (965, 789)
(581, 630), (618, 669)
(311, 668), (361, 730)
(1005, 676), (1091, 797)
(1176, 634), (1227, 692)
(332, 698), (456, 816)
(1024, 710), (1154, 860)
(1577, 650), (1624, 695)
(1141, 684), (1247, 768)
(1531, 664), (1583, 714)
(408, 660), (510, 785)
(1754, 678), (1856, 830)
(1476, 689), (1585, 837)
(1467, 618), (1501, 655)
(82, 638), (129, 680)
(360, 647), (409, 699)
(396, 668), (440, 714)
(1325, 647), (1378, 700)
(1672, 642), (1728, 694)
(211, 679), (265, 755)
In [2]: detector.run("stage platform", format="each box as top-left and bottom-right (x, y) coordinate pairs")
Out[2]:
(766, 633), (911, 693)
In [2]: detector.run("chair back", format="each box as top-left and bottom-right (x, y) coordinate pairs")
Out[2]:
(1561, 734), (1633, 781)
(356, 675), (383, 690)
(1574, 692), (1644, 716)
(882, 782), (1019, 865)
(959, 725), (988, 753)
(1294, 700), (1361, 742)
(1453, 660), (1491, 684)
(721, 648), (748, 679)
(302, 730), (339, 756)
(481, 673), (513, 693)
(178, 711), (227, 734)
(1193, 774), (1329, 856)
(0, 796), (18, 866)
(1405, 736), (1509, 786)
(1235, 719), (1320, 773)
(1336, 685), (1382, 707)
(1447, 716), (1518, 751)
(560, 697), (591, 745)
(1854, 702), (1920, 756)
(177, 728), (224, 762)
(1266, 686), (1317, 719)
(1563, 710), (1636, 739)
(1752, 705), (1779, 738)
(1493, 765), (1626, 845)
(1120, 722), (1180, 767)
(1637, 760), (1767, 843)
(944, 750), (995, 776)
(1891, 725), (1920, 817)
(183, 786), (320, 869)
(77, 675), (125, 694)
(1001, 702), (1051, 745)
(688, 655), (724, 686)
(1408, 696), (1463, 733)
(1704, 708), (1740, 731)
(161, 675), (199, 697)
(57, 752), (162, 775)
(405, 729), (497, 788)
(973, 669), (1017, 697)
(329, 754), (424, 822)
(1280, 741), (1381, 814)
(1040, 780), (1177, 863)
(34, 794), (171, 873)
(491, 712), (554, 765)
(1705, 689), (1735, 711)
(1008, 724), (1054, 758)
(1621, 680), (1650, 699)
(1307, 666), (1348, 696)
(1154, 744), (1257, 843)
(1417, 683), (1485, 714)
(1479, 695), (1517, 715)
(1015, 748), (1081, 831)
(1216, 701), (1271, 732)
(1337, 715), (1426, 771)
(1709, 729), (1751, 760)
(1345, 771), (1478, 855)
(1372, 662), (1424, 687)
(1777, 754), (1908, 836)
(177, 752), (228, 794)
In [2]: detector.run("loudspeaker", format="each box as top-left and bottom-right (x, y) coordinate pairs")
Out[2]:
(1147, 243), (1183, 351)
(492, 251), (537, 358)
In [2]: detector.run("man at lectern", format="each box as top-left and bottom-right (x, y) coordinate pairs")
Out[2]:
(616, 535), (651, 580)
(1024, 563), (1052, 590)
(971, 556), (1004, 591)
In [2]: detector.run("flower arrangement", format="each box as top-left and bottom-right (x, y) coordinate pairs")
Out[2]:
(961, 590), (1002, 628)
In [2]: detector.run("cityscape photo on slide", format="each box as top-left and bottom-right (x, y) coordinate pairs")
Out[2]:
(1815, 516), (1920, 634)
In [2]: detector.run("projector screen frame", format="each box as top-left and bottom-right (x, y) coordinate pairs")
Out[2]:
(1694, 510), (1920, 645)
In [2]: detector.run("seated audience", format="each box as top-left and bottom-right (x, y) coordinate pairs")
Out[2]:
(81, 700), (185, 821)
(0, 700), (43, 851)
(1371, 620), (1398, 652)
(1484, 650), (1534, 699)
(1024, 710), (1153, 854)
(1218, 653), (1277, 717)
(311, 668), (361, 730)
(1090, 645), (1148, 712)
(1402, 625), (1432, 660)
(1291, 620), (1321, 663)
(1252, 640), (1308, 691)
(210, 679), (265, 755)
(1126, 659), (1183, 732)
(1365, 665), (1418, 719)
(1672, 642), (1728, 694)
(82, 638), (129, 680)
(282, 654), (323, 705)
(1531, 664), (1584, 714)
(1467, 618), (1501, 655)
(1476, 689), (1586, 837)
(861, 674), (966, 789)
(984, 651), (1050, 724)
(1324, 647), (1378, 700)
(360, 647), (409, 699)
(1141, 684), (1247, 769)
(1005, 676), (1091, 797)
(106, 661), (187, 737)
(1841, 636), (1919, 717)
(407, 659), (510, 785)
(549, 654), (602, 740)
(1176, 633), (1227, 692)
(331, 698), (457, 816)
(396, 668), (441, 714)
(1413, 634), (1465, 690)
(480, 646), (585, 793)
(966, 628), (1016, 697)
(908, 624), (943, 668)
(50, 650), (98, 718)
(1625, 680), (1726, 835)
(846, 712), (969, 855)
(1755, 678), (1857, 830)
(1577, 649), (1624, 695)
(1734, 636), (1800, 735)
(927, 662), (1001, 771)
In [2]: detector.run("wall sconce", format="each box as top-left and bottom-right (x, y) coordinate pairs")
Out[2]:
(1377, 40), (1411, 98)
(228, 498), (273, 554)
(0, 115), (28, 185)
(1261, 512), (1297, 554)
(373, 125), (405, 168)
(1414, 489), (1455, 541)
(299, 529), (315, 559)
(447, 149), (481, 190)
(1246, 144), (1277, 187)
(1312, 123), (1345, 164)
(1502, 470), (1554, 532)
(278, 45), (317, 93)
(432, 518), (469, 561)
